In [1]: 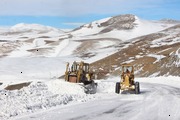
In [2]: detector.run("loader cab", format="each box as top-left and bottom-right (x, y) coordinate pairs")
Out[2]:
(82, 63), (90, 73)
(121, 64), (134, 79)
(122, 65), (134, 74)
(120, 64), (134, 75)
(120, 64), (135, 84)
(65, 61), (92, 83)
(71, 61), (80, 72)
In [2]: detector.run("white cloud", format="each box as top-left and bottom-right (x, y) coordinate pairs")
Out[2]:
(0, 0), (164, 16)
(0, 0), (63, 16)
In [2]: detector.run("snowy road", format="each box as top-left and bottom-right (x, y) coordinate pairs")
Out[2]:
(15, 81), (180, 120)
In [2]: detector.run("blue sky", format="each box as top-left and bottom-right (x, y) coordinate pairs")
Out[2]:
(0, 0), (179, 29)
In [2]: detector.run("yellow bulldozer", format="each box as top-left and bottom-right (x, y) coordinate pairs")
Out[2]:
(115, 64), (140, 94)
(65, 61), (97, 94)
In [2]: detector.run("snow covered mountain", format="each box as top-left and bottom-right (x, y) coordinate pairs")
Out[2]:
(10, 23), (61, 33)
(0, 23), (67, 57)
(0, 14), (179, 81)
(71, 14), (176, 41)
(0, 14), (177, 58)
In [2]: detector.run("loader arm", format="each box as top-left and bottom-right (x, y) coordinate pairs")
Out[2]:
(65, 62), (69, 81)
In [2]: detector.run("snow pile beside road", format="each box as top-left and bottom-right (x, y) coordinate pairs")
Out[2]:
(46, 80), (85, 95)
(97, 81), (115, 93)
(96, 77), (119, 93)
(0, 77), (119, 120)
(0, 80), (94, 120)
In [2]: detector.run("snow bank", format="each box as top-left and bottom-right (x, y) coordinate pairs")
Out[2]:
(0, 77), (119, 120)
(96, 77), (119, 93)
(45, 80), (85, 95)
(0, 80), (94, 120)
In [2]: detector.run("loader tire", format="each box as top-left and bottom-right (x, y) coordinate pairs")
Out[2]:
(135, 82), (140, 94)
(115, 82), (120, 94)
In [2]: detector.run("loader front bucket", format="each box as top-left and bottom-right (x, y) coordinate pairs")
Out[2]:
(84, 80), (97, 94)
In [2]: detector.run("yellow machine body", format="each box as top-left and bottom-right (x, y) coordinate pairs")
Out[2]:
(115, 64), (140, 94)
(64, 61), (92, 83)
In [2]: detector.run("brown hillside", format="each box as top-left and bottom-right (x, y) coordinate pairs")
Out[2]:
(90, 24), (180, 79)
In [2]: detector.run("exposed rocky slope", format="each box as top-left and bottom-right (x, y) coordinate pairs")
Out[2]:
(91, 24), (180, 78)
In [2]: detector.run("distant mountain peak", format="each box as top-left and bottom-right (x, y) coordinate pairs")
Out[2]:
(160, 18), (180, 23)
(101, 14), (136, 26)
(10, 23), (63, 33)
(71, 14), (176, 41)
(99, 14), (136, 33)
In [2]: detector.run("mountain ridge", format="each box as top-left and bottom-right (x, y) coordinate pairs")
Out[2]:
(0, 14), (179, 78)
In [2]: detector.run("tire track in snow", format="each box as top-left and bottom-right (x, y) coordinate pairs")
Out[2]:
(130, 83), (180, 120)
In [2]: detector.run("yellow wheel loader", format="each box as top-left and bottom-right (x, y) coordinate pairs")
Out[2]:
(115, 64), (140, 94)
(65, 61), (97, 94)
